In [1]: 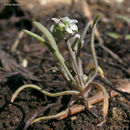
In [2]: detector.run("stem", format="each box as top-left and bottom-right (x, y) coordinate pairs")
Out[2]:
(60, 61), (77, 86)
(67, 40), (84, 89)
(76, 23), (90, 81)
(77, 57), (83, 80)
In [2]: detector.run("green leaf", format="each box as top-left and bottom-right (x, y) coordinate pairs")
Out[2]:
(33, 22), (59, 52)
(107, 32), (120, 39)
(77, 22), (90, 56)
(33, 21), (66, 64)
(23, 29), (55, 52)
(125, 34), (130, 40)
(116, 14), (130, 23)
(11, 84), (79, 103)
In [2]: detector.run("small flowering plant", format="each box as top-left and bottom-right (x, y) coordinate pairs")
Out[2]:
(11, 16), (109, 127)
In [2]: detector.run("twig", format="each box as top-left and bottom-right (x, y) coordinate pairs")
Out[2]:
(23, 96), (62, 130)
(58, 79), (130, 120)
(23, 103), (56, 130)
(58, 104), (85, 120)
(98, 44), (124, 65)
(11, 31), (24, 52)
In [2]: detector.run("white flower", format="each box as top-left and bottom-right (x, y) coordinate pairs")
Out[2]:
(50, 17), (78, 39)
(65, 23), (78, 35)
(61, 17), (78, 25)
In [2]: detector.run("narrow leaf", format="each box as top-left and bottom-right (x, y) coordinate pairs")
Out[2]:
(107, 32), (120, 39)
(23, 29), (55, 52)
(33, 21), (66, 64)
(117, 14), (130, 23)
(33, 21), (59, 52)
(11, 84), (79, 103)
(77, 22), (90, 56)
(125, 34), (130, 40)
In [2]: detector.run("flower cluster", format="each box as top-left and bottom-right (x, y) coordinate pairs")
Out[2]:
(50, 17), (78, 39)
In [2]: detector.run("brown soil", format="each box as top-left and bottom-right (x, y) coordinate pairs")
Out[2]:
(0, 0), (130, 130)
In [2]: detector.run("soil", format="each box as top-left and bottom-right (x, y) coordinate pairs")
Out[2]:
(0, 0), (130, 130)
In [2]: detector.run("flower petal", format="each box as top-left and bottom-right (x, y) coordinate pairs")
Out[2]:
(70, 19), (78, 24)
(50, 25), (54, 32)
(52, 18), (60, 23)
(66, 24), (73, 34)
(70, 24), (78, 32)
(61, 17), (70, 23)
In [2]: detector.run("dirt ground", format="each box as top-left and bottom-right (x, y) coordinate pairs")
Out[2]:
(0, 0), (130, 130)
